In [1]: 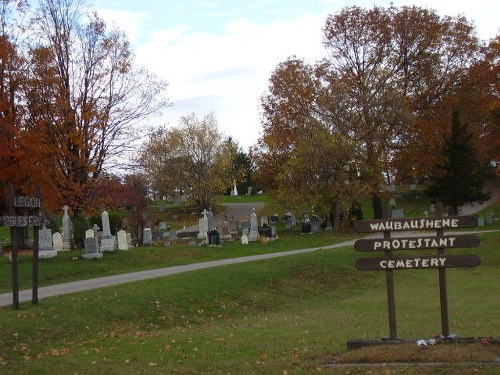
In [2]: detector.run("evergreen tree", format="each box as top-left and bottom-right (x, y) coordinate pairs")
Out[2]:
(426, 110), (492, 214)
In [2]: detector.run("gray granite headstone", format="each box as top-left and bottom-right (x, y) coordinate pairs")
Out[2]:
(82, 237), (102, 259)
(102, 210), (111, 238)
(39, 226), (57, 259)
(100, 236), (116, 251)
(143, 228), (152, 246)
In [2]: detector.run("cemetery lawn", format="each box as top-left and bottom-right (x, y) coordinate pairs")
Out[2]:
(0, 231), (498, 374)
(0, 228), (357, 293)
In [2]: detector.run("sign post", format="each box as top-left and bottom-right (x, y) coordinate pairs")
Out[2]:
(4, 183), (46, 308)
(353, 203), (479, 340)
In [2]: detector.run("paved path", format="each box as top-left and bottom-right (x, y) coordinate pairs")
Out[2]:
(0, 239), (356, 308)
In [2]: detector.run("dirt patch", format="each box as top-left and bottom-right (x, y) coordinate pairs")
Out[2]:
(334, 341), (499, 364)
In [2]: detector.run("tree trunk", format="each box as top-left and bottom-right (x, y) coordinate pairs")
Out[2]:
(372, 193), (383, 219)
(330, 200), (342, 230)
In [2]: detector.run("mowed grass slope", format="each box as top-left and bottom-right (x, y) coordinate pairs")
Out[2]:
(0, 231), (498, 374)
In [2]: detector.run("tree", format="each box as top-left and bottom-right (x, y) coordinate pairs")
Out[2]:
(21, 0), (169, 217)
(256, 5), (486, 219)
(139, 112), (234, 210)
(426, 110), (492, 214)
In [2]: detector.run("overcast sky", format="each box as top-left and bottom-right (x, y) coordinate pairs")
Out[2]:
(92, 0), (499, 150)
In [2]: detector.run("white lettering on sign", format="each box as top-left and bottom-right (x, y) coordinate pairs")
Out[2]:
(369, 218), (459, 231)
(373, 237), (457, 250)
(379, 257), (447, 269)
(13, 196), (41, 208)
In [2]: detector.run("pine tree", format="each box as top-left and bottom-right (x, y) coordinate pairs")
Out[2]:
(426, 110), (492, 215)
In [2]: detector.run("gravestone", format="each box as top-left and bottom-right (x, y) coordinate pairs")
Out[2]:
(143, 228), (152, 246)
(198, 210), (209, 240)
(270, 214), (279, 224)
(117, 230), (129, 250)
(249, 209), (259, 242)
(285, 220), (292, 231)
(62, 205), (72, 249)
(410, 184), (417, 190)
(260, 215), (269, 227)
(247, 186), (252, 195)
(258, 225), (272, 238)
(208, 229), (220, 246)
(82, 237), (102, 259)
(126, 233), (132, 248)
(101, 210), (112, 238)
(159, 221), (168, 231)
(207, 209), (215, 231)
(271, 226), (277, 238)
(229, 218), (238, 235)
(220, 220), (232, 240)
(310, 215), (320, 233)
(85, 229), (94, 238)
(477, 216), (484, 226)
(302, 211), (310, 223)
(92, 223), (100, 237)
(389, 197), (396, 206)
(231, 180), (238, 196)
(52, 232), (63, 252)
(153, 231), (164, 241)
(241, 232), (249, 245)
(39, 226), (57, 259)
(169, 229), (177, 241)
(100, 236), (116, 252)
(240, 220), (250, 234)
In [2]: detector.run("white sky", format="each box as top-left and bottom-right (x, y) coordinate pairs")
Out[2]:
(92, 0), (499, 150)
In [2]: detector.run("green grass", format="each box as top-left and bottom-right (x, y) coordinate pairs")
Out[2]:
(0, 232), (498, 374)
(0, 227), (357, 293)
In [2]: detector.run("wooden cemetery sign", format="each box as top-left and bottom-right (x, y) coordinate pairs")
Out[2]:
(353, 203), (480, 340)
(4, 183), (49, 309)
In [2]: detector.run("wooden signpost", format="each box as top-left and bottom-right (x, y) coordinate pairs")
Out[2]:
(4, 183), (48, 309)
(353, 202), (480, 341)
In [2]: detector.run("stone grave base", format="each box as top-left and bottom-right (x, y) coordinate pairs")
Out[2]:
(38, 251), (58, 259)
(82, 253), (103, 259)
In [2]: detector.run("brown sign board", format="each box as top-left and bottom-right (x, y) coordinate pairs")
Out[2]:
(1, 215), (49, 228)
(353, 216), (478, 233)
(354, 234), (480, 252)
(355, 254), (481, 271)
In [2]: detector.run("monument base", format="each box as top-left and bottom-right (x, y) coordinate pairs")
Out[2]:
(38, 251), (58, 259)
(82, 253), (103, 259)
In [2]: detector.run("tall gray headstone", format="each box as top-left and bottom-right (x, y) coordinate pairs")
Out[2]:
(249, 209), (259, 242)
(39, 226), (57, 259)
(62, 205), (72, 249)
(143, 228), (152, 246)
(82, 237), (102, 259)
(102, 210), (111, 238)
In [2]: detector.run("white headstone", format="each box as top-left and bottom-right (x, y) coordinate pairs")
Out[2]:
(117, 230), (129, 250)
(241, 232), (248, 245)
(52, 232), (63, 251)
(198, 210), (209, 240)
(102, 210), (111, 238)
(85, 229), (94, 238)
